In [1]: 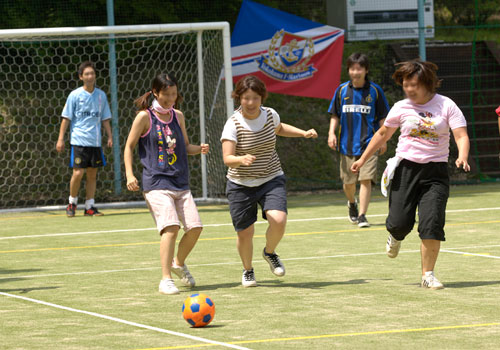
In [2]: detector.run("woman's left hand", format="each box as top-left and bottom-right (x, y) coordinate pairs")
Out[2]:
(455, 157), (470, 172)
(200, 143), (210, 154)
(304, 129), (318, 138)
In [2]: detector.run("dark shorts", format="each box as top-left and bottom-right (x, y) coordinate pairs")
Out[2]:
(226, 175), (287, 232)
(70, 145), (106, 168)
(386, 159), (449, 241)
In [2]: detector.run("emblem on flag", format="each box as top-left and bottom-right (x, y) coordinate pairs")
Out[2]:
(257, 30), (317, 81)
(231, 0), (344, 99)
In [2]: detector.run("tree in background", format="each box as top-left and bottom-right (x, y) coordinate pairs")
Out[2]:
(434, 0), (500, 26)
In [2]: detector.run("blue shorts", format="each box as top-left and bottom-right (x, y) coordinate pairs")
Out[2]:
(70, 145), (106, 168)
(226, 175), (287, 232)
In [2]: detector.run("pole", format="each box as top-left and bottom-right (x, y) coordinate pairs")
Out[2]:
(418, 0), (426, 61)
(197, 31), (208, 200)
(106, 0), (121, 194)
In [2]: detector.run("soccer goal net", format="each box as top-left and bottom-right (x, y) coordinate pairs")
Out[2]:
(0, 23), (233, 209)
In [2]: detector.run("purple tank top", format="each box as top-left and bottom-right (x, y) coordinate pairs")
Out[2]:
(138, 108), (189, 191)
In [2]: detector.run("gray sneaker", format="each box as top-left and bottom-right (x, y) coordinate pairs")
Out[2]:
(421, 271), (444, 290)
(357, 214), (370, 228)
(242, 268), (257, 287)
(171, 262), (196, 287)
(348, 201), (359, 224)
(386, 234), (401, 258)
(158, 278), (179, 295)
(262, 248), (286, 276)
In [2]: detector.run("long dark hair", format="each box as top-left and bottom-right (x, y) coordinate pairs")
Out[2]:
(134, 73), (183, 110)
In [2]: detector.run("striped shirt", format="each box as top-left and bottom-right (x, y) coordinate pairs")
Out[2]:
(221, 107), (283, 187)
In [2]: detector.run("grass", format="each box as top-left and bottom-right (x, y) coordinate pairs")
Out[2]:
(1, 183), (500, 349)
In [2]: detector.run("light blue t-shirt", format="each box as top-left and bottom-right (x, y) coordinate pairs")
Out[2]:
(61, 86), (112, 147)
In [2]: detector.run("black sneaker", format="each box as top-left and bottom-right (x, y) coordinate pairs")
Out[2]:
(66, 203), (76, 217)
(347, 201), (359, 224)
(84, 206), (104, 216)
(357, 214), (370, 228)
(242, 268), (257, 287)
(262, 248), (286, 276)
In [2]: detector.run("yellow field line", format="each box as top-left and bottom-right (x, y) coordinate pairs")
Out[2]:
(134, 322), (500, 350)
(1, 219), (499, 254)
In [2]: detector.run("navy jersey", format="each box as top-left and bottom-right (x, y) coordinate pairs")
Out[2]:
(138, 108), (189, 191)
(328, 80), (389, 156)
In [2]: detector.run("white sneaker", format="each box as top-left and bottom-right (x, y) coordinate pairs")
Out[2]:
(262, 248), (286, 276)
(159, 278), (179, 295)
(386, 234), (401, 258)
(171, 261), (196, 287)
(421, 271), (444, 290)
(242, 268), (257, 287)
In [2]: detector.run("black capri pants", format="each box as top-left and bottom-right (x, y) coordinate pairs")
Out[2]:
(386, 159), (449, 241)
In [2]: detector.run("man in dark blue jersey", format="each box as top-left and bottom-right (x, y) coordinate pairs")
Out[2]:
(328, 53), (390, 228)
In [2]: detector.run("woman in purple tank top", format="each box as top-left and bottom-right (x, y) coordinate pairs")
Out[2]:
(124, 73), (209, 295)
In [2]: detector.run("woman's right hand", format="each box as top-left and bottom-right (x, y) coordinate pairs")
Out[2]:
(126, 175), (140, 191)
(239, 154), (256, 166)
(351, 159), (365, 174)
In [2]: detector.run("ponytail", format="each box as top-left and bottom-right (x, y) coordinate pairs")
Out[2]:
(134, 91), (153, 110)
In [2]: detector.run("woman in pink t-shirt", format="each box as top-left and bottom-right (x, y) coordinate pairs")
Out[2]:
(351, 60), (470, 290)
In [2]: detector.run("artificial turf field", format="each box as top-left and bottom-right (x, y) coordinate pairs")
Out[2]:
(1, 183), (500, 349)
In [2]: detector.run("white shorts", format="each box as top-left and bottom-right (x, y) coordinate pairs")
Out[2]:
(143, 189), (202, 234)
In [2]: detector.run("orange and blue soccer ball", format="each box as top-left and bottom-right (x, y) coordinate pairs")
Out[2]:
(182, 293), (215, 327)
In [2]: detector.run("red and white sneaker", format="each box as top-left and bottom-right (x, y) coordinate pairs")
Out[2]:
(84, 206), (104, 216)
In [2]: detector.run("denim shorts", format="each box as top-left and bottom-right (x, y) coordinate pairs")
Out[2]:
(226, 175), (287, 231)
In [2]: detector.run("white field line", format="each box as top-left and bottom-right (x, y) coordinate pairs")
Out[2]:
(441, 249), (500, 259)
(3, 245), (500, 281)
(2, 206), (500, 241)
(0, 292), (251, 350)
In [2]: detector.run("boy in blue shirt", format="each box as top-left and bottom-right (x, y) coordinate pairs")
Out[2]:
(327, 53), (389, 227)
(56, 61), (113, 217)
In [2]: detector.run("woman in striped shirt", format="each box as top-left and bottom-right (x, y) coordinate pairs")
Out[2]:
(221, 75), (318, 287)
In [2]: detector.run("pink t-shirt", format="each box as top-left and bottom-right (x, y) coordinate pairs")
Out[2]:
(384, 94), (467, 163)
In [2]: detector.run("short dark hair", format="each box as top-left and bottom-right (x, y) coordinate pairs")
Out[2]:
(392, 60), (441, 93)
(232, 75), (268, 104)
(78, 61), (95, 76)
(346, 53), (370, 72)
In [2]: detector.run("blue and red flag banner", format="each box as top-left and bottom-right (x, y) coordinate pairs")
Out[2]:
(231, 0), (344, 100)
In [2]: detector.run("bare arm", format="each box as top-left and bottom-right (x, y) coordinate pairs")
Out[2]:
(378, 118), (387, 155)
(124, 111), (149, 191)
(351, 125), (398, 173)
(328, 116), (339, 150)
(177, 110), (209, 155)
(275, 123), (318, 138)
(452, 126), (470, 172)
(102, 119), (113, 148)
(222, 140), (256, 168)
(56, 118), (71, 153)
(498, 115), (500, 136)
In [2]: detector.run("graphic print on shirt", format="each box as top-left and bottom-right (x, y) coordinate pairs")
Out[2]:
(408, 111), (439, 145)
(156, 123), (177, 167)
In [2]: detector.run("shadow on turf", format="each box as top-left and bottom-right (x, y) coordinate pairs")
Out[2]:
(190, 278), (379, 291)
(0, 286), (59, 294)
(0, 268), (43, 275)
(439, 280), (500, 288)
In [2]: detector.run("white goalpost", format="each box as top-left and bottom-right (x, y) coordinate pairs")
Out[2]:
(0, 22), (233, 209)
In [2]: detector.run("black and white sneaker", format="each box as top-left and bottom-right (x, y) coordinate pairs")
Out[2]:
(242, 268), (257, 287)
(347, 201), (359, 224)
(262, 248), (285, 276)
(357, 214), (370, 228)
